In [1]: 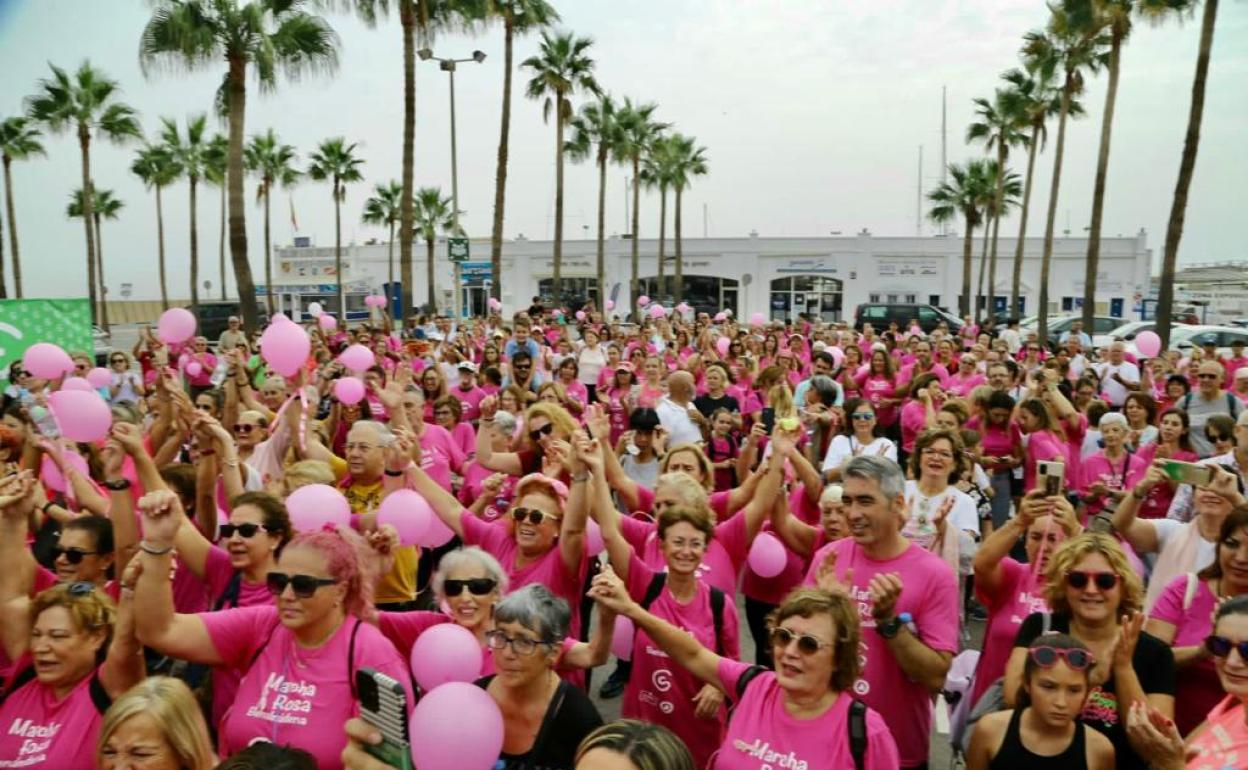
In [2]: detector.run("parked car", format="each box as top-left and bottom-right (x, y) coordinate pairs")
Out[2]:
(853, 303), (963, 334)
(1020, 314), (1122, 351)
(1126, 325), (1248, 359)
(1093, 320), (1156, 350)
(93, 325), (113, 366)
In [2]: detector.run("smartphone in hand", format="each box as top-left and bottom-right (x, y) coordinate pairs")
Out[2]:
(356, 668), (413, 770)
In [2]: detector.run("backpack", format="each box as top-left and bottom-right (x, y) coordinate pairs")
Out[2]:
(640, 572), (727, 656)
(734, 666), (868, 770)
(1181, 391), (1240, 417)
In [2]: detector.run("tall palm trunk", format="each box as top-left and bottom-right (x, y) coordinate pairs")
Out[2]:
(2, 156), (19, 298)
(226, 58), (258, 331)
(594, 144), (607, 311)
(426, 235), (436, 311)
(77, 126), (98, 326)
(219, 184), (227, 300)
(988, 142), (1007, 318)
(1038, 76), (1074, 347)
(399, 4), (416, 318)
(551, 97), (565, 306)
(1157, 0), (1218, 348)
(333, 180), (344, 315)
(387, 220), (395, 299)
(156, 184), (168, 310)
(630, 156), (640, 321)
(489, 16), (515, 304)
(674, 185), (685, 305)
(0, 195), (6, 298)
(263, 184), (274, 316)
(94, 212), (110, 330)
(960, 215), (974, 318)
(1083, 29), (1124, 332)
(190, 175), (200, 314)
(1010, 123), (1041, 319)
(656, 186), (667, 300)
(976, 212), (991, 318)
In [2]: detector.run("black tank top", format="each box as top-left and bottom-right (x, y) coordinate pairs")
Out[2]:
(989, 707), (1088, 770)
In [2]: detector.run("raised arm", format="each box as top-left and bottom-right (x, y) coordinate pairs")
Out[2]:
(586, 404), (640, 512)
(404, 459), (467, 540)
(585, 441), (633, 584)
(1115, 465), (1163, 555)
(101, 558), (147, 699)
(768, 489), (819, 557)
(474, 395), (524, 476)
(558, 436), (590, 575)
(0, 473), (38, 660)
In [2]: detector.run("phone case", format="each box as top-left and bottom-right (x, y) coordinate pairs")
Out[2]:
(356, 668), (414, 770)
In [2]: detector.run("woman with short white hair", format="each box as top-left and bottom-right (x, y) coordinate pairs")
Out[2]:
(1076, 412), (1148, 521)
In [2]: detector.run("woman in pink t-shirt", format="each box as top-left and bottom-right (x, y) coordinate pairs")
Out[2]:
(1077, 413), (1148, 519)
(836, 345), (864, 400)
(1017, 398), (1069, 493)
(947, 354), (987, 398)
(636, 355), (667, 409)
(855, 349), (901, 429)
(899, 373), (944, 456)
(431, 395), (477, 459)
(1134, 408), (1199, 519)
(554, 357), (590, 419)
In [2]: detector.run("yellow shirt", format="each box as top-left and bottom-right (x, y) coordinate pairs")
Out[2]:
(343, 479), (419, 605)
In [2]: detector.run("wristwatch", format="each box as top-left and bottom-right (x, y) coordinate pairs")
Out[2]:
(875, 615), (903, 639)
(102, 478), (132, 492)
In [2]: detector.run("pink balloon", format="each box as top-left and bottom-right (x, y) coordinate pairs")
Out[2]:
(186, 362), (203, 377)
(260, 321), (311, 377)
(319, 314), (338, 331)
(487, 297), (502, 311)
(714, 312), (727, 322)
(285, 484), (351, 531)
(338, 344), (375, 373)
(334, 376), (366, 406)
(376, 489), (435, 546)
(637, 295), (650, 307)
(86, 367), (112, 389)
(648, 304), (666, 319)
(271, 312), (290, 323)
(749, 312), (766, 327)
(410, 682), (503, 770)
(22, 343), (74, 380)
(48, 389), (112, 443)
(420, 514), (456, 548)
(716, 337), (731, 356)
(1134, 330), (1161, 358)
(611, 615), (635, 662)
(61, 377), (95, 392)
(40, 451), (89, 493)
(575, 310), (587, 321)
(585, 518), (604, 557)
(157, 307), (197, 344)
(410, 623), (484, 691)
(605, 300), (615, 311)
(747, 532), (787, 578)
(829, 346), (845, 368)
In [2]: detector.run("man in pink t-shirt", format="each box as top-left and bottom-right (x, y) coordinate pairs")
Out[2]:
(452, 362), (488, 422)
(803, 454), (959, 769)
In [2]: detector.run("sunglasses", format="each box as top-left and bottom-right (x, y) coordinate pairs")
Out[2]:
(266, 572), (338, 598)
(851, 412), (875, 421)
(769, 626), (833, 655)
(219, 523), (271, 540)
(1065, 570), (1120, 591)
(234, 423), (258, 434)
(443, 578), (497, 597)
(1204, 634), (1248, 660)
(512, 507), (560, 526)
(528, 423), (555, 442)
(110, 358), (126, 364)
(1029, 645), (1094, 670)
(1198, 374), (1220, 380)
(1209, 433), (1231, 442)
(52, 546), (98, 565)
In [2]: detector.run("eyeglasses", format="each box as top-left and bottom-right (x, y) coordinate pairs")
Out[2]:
(921, 448), (955, 459)
(1029, 645), (1094, 670)
(769, 626), (834, 655)
(52, 546), (98, 565)
(1065, 570), (1120, 591)
(110, 358), (126, 364)
(1209, 433), (1231, 442)
(528, 423), (555, 442)
(344, 442), (378, 453)
(484, 629), (552, 656)
(512, 508), (561, 526)
(233, 423), (258, 434)
(1204, 634), (1248, 660)
(443, 578), (497, 597)
(219, 523), (271, 540)
(851, 412), (875, 421)
(266, 572), (339, 598)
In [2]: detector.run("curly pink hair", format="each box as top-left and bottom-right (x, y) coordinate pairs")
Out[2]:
(287, 525), (378, 623)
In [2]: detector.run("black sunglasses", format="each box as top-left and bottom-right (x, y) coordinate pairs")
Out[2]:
(512, 507), (559, 526)
(443, 578), (498, 597)
(769, 626), (833, 655)
(528, 423), (555, 442)
(52, 546), (98, 565)
(1065, 570), (1119, 591)
(1204, 634), (1248, 660)
(266, 572), (339, 598)
(219, 523), (271, 540)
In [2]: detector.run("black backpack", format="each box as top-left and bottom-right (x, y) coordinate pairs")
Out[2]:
(639, 572), (727, 655)
(734, 665), (868, 770)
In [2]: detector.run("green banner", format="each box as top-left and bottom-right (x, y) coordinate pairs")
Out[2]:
(0, 299), (94, 379)
(448, 237), (470, 263)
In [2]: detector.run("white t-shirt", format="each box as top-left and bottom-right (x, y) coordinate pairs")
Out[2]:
(576, 343), (607, 386)
(1153, 519), (1217, 573)
(903, 480), (981, 537)
(1093, 361), (1140, 406)
(655, 397), (703, 446)
(821, 435), (897, 473)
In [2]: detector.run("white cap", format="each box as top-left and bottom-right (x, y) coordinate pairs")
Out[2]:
(458, 361), (478, 373)
(1235, 367), (1248, 381)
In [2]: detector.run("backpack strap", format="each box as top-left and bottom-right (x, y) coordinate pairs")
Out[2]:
(347, 618), (363, 699)
(640, 572), (667, 612)
(848, 699), (869, 770)
(1229, 392), (1239, 416)
(213, 571), (243, 611)
(88, 671), (112, 715)
(710, 587), (726, 657)
(1183, 572), (1200, 611)
(0, 666), (36, 704)
(1041, 611), (1052, 636)
(1182, 393), (1193, 411)
(734, 665), (768, 700)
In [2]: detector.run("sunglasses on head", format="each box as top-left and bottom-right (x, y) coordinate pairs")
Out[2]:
(52, 546), (98, 565)
(528, 423), (555, 442)
(266, 572), (338, 598)
(443, 578), (497, 596)
(219, 523), (271, 540)
(512, 507), (560, 526)
(1204, 634), (1248, 660)
(1029, 645), (1094, 670)
(769, 626), (833, 655)
(1065, 570), (1119, 591)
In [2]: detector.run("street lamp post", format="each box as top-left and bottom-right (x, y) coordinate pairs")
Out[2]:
(419, 47), (485, 321)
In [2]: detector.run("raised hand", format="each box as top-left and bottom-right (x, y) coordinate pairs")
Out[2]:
(586, 564), (637, 617)
(136, 489), (184, 548)
(110, 422), (147, 457)
(815, 550), (854, 598)
(584, 403), (610, 441)
(868, 572), (903, 622)
(479, 394), (499, 421)
(100, 439), (125, 479)
(1113, 612), (1145, 671)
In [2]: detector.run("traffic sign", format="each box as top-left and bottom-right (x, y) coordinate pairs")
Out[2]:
(448, 237), (470, 263)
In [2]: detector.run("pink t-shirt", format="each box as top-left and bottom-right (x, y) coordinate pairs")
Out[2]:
(1077, 450), (1148, 517)
(899, 400), (929, 453)
(624, 553), (739, 770)
(559, 379), (589, 407)
(447, 421), (476, 461)
(457, 460), (517, 522)
(968, 416), (1022, 473)
(201, 606), (412, 770)
(856, 375), (898, 427)
(802, 539), (959, 767)
(453, 384), (487, 422)
(712, 658), (899, 770)
(1135, 444), (1199, 519)
(1022, 430), (1067, 492)
(0, 659), (107, 768)
(1148, 574), (1222, 737)
(741, 486), (823, 606)
(1185, 695), (1248, 769)
(946, 372), (985, 398)
(897, 362), (950, 388)
(200, 546), (273, 731)
(972, 558), (1049, 706)
(417, 423), (466, 491)
(618, 511), (749, 597)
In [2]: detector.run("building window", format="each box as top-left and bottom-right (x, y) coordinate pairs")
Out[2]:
(868, 293), (880, 303)
(929, 295), (941, 307)
(769, 276), (843, 322)
(904, 294), (917, 304)
(638, 276), (739, 316)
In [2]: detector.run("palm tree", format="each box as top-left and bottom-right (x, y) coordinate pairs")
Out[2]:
(246, 129), (300, 315)
(1024, 10), (1110, 345)
(567, 94), (619, 310)
(203, 133), (229, 300)
(412, 187), (455, 312)
(485, 0), (559, 303)
(0, 117), (45, 299)
(640, 134), (675, 301)
(131, 143), (182, 309)
(26, 61), (140, 325)
(68, 187), (124, 329)
(521, 30), (601, 308)
(307, 138), (364, 315)
(613, 98), (666, 319)
(162, 115), (210, 315)
(1156, 0), (1218, 348)
(974, 162), (1022, 311)
(362, 180), (404, 303)
(928, 160), (991, 318)
(140, 0), (338, 331)
(666, 133), (708, 306)
(967, 89), (1028, 321)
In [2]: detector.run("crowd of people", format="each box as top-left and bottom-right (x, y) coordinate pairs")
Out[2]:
(0, 300), (1247, 770)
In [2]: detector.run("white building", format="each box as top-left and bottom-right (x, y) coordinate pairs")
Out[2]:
(270, 229), (1153, 322)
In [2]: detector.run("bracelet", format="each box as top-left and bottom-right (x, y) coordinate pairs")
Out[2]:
(384, 467), (408, 477)
(41, 500), (56, 515)
(102, 478), (132, 492)
(571, 471), (591, 483)
(139, 540), (173, 556)
(198, 448), (217, 456)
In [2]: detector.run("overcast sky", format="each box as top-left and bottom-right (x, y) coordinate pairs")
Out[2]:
(0, 0), (1244, 301)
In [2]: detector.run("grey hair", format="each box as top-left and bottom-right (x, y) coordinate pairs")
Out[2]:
(349, 419), (394, 447)
(820, 484), (844, 505)
(1098, 412), (1128, 430)
(432, 547), (509, 599)
(493, 584), (570, 644)
(492, 410), (518, 437)
(843, 455), (905, 501)
(808, 376), (839, 407)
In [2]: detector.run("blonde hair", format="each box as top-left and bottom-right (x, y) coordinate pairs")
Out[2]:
(31, 583), (116, 658)
(656, 504), (715, 542)
(653, 472), (714, 518)
(98, 677), (215, 770)
(1043, 533), (1144, 616)
(659, 445), (714, 491)
(285, 459), (337, 489)
(523, 402), (577, 445)
(575, 720), (695, 770)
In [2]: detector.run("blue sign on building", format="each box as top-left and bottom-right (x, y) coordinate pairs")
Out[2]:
(462, 262), (493, 284)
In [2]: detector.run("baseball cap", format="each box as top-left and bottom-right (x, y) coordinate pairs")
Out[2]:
(458, 362), (477, 373)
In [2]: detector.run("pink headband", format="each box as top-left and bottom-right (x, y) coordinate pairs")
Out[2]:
(515, 473), (570, 505)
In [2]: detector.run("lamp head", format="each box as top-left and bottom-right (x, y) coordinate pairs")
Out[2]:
(417, 48), (433, 61)
(472, 50), (487, 64)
